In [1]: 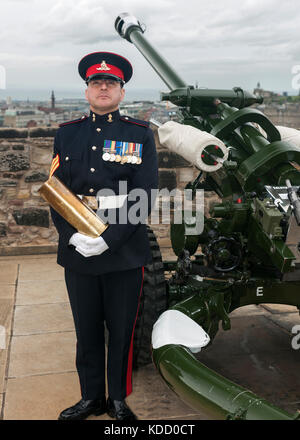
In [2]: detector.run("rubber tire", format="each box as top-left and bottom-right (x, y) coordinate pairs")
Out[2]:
(132, 226), (168, 370)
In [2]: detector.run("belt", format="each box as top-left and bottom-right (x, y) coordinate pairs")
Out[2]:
(77, 194), (128, 210)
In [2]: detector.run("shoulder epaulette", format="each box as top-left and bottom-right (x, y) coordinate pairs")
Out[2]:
(120, 115), (149, 128)
(59, 115), (88, 127)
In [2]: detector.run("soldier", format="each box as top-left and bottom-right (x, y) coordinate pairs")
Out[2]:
(50, 51), (158, 420)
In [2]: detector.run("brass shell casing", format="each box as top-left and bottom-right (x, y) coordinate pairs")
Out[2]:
(38, 176), (108, 238)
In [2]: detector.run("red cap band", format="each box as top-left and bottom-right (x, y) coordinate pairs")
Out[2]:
(86, 63), (124, 80)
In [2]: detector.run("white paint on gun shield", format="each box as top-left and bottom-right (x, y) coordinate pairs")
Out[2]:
(291, 325), (300, 350)
(256, 287), (263, 297)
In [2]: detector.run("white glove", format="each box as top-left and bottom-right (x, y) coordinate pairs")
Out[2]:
(69, 232), (109, 258)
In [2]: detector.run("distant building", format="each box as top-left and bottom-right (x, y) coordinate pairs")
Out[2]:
(253, 82), (273, 99)
(38, 90), (64, 116)
(120, 100), (180, 123)
(252, 83), (300, 129)
(51, 90), (55, 110)
(3, 109), (47, 128)
(27, 120), (38, 128)
(6, 96), (12, 108)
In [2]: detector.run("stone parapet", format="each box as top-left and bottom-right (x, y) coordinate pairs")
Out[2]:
(0, 128), (58, 254)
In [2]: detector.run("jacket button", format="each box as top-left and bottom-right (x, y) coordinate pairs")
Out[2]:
(65, 156), (69, 161)
(90, 168), (95, 173)
(89, 188), (94, 193)
(96, 128), (101, 132)
(92, 146), (97, 151)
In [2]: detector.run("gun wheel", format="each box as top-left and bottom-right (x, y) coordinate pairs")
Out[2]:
(133, 226), (168, 369)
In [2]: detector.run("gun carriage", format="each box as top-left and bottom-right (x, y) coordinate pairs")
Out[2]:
(115, 13), (300, 420)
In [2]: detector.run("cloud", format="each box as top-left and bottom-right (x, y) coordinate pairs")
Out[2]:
(36, 0), (174, 45)
(0, 0), (299, 95)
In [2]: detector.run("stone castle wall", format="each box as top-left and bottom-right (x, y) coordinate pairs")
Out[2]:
(256, 105), (300, 130)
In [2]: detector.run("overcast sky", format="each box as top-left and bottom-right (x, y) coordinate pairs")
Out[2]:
(0, 0), (300, 100)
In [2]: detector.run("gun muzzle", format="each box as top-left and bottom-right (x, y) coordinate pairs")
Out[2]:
(115, 12), (187, 90)
(115, 13), (144, 42)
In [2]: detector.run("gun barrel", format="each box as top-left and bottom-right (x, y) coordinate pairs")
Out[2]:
(115, 13), (187, 90)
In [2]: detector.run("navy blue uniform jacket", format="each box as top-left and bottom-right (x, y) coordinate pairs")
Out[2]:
(50, 109), (158, 275)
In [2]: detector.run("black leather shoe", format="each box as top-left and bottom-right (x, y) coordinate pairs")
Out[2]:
(106, 396), (137, 420)
(58, 398), (106, 420)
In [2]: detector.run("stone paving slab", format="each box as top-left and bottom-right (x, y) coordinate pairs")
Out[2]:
(0, 285), (15, 300)
(18, 260), (64, 283)
(264, 312), (300, 332)
(17, 257), (59, 270)
(205, 315), (295, 356)
(0, 261), (17, 401)
(0, 254), (57, 261)
(16, 280), (68, 306)
(261, 304), (299, 314)
(8, 331), (76, 378)
(3, 372), (81, 420)
(0, 262), (18, 285)
(13, 303), (74, 336)
(0, 349), (8, 394)
(229, 304), (267, 317)
(0, 300), (14, 336)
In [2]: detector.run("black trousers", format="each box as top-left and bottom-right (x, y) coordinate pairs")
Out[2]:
(64, 266), (144, 400)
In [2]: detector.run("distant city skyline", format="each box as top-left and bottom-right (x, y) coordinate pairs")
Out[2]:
(1, 0), (300, 101)
(1, 84), (298, 104)
(0, 87), (163, 102)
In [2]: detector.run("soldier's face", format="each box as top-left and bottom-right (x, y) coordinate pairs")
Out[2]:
(85, 79), (125, 114)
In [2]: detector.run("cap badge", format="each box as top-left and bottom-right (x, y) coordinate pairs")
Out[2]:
(96, 60), (111, 71)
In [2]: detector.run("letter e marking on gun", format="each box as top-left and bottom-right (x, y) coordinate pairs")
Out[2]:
(256, 287), (263, 297)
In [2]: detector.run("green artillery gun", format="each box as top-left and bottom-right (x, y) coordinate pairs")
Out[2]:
(115, 13), (300, 420)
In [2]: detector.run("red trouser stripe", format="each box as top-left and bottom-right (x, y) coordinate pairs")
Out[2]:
(126, 266), (144, 396)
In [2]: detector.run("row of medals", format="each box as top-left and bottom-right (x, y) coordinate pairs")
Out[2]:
(102, 152), (142, 164)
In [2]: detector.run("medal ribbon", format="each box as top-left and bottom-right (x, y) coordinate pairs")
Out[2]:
(103, 140), (143, 160)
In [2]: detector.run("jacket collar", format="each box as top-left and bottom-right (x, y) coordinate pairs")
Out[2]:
(89, 109), (120, 124)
